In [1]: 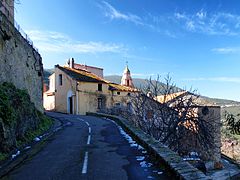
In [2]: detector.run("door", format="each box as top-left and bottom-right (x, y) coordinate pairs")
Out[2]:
(69, 97), (73, 114)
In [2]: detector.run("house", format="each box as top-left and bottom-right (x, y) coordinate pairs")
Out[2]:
(157, 91), (221, 163)
(43, 58), (138, 115)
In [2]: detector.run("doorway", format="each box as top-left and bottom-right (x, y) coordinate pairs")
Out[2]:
(67, 90), (74, 114)
(68, 96), (73, 114)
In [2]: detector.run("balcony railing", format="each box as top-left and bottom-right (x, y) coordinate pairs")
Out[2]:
(0, 1), (39, 52)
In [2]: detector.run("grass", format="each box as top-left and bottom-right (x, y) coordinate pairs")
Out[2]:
(0, 153), (7, 162)
(17, 114), (54, 147)
(0, 82), (54, 163)
(0, 115), (54, 163)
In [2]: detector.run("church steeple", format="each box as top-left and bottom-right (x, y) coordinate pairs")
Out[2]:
(121, 62), (134, 87)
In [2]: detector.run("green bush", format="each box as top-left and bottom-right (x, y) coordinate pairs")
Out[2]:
(0, 153), (7, 161)
(0, 82), (17, 125)
(225, 112), (240, 135)
(17, 114), (53, 147)
(0, 82), (53, 153)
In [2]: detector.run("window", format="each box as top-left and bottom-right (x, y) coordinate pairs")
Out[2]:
(127, 92), (131, 96)
(117, 92), (120, 95)
(97, 98), (102, 109)
(59, 74), (63, 86)
(98, 84), (102, 91)
(127, 80), (130, 86)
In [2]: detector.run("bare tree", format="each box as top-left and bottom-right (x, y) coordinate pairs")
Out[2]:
(110, 75), (215, 159)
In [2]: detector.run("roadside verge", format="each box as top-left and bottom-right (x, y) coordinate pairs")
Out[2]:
(0, 115), (66, 178)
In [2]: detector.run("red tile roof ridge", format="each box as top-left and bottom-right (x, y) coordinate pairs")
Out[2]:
(60, 65), (138, 92)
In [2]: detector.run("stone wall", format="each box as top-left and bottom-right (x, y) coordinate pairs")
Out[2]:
(0, 11), (43, 112)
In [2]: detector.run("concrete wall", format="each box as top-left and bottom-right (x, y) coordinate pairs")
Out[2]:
(0, 11), (43, 112)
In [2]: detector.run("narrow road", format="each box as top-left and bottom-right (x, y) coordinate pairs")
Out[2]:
(4, 112), (170, 180)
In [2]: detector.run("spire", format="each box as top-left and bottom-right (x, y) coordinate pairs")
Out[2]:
(124, 61), (130, 73)
(121, 62), (134, 87)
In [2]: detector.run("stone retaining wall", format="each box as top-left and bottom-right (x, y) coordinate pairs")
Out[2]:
(0, 11), (43, 112)
(87, 112), (210, 180)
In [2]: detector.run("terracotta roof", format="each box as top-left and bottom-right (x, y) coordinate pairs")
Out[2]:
(108, 83), (138, 92)
(157, 91), (187, 103)
(57, 65), (138, 92)
(57, 65), (107, 83)
(157, 91), (217, 106)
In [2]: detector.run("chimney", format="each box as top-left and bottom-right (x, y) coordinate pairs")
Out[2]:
(43, 83), (48, 92)
(70, 58), (74, 68)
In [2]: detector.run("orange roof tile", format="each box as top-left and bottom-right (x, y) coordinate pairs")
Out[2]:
(58, 65), (138, 92)
(157, 91), (187, 103)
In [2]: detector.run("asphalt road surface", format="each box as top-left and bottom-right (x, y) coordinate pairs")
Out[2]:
(3, 112), (171, 180)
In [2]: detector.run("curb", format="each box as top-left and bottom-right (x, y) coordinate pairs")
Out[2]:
(0, 116), (66, 178)
(87, 112), (210, 180)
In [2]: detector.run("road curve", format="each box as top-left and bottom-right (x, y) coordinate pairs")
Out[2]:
(3, 112), (170, 180)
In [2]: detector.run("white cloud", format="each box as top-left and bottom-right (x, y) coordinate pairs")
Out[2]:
(186, 21), (195, 31)
(174, 10), (240, 36)
(211, 47), (240, 54)
(100, 3), (240, 37)
(101, 1), (143, 25)
(26, 30), (126, 54)
(100, 1), (177, 37)
(183, 77), (240, 83)
(196, 9), (207, 19)
(174, 12), (186, 19)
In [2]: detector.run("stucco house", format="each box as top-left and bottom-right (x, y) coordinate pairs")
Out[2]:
(44, 58), (138, 115)
(157, 91), (221, 163)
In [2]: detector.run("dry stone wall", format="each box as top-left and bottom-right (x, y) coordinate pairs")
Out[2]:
(0, 12), (43, 112)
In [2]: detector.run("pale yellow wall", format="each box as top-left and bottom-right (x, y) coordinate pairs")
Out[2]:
(77, 82), (109, 93)
(43, 94), (55, 110)
(43, 74), (55, 110)
(49, 73), (55, 92)
(45, 67), (135, 115)
(76, 81), (133, 115)
(55, 67), (77, 114)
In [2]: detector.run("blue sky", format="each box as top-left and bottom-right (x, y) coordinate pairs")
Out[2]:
(15, 0), (240, 101)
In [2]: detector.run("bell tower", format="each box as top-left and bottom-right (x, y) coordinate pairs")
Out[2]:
(121, 62), (134, 87)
